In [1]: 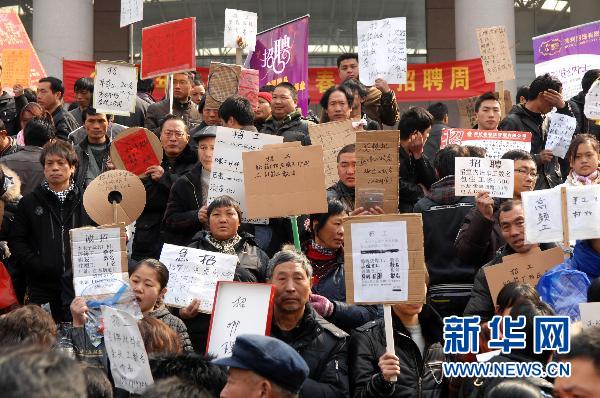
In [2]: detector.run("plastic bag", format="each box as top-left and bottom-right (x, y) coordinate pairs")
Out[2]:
(0, 261), (18, 310)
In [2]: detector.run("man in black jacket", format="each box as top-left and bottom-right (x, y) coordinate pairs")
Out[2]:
(267, 248), (349, 398)
(414, 145), (476, 318)
(36, 77), (79, 141)
(131, 114), (197, 260)
(463, 199), (556, 322)
(499, 73), (573, 189)
(398, 107), (437, 213)
(424, 102), (449, 160)
(9, 141), (92, 322)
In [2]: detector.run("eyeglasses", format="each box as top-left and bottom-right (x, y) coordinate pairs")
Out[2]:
(162, 130), (186, 138)
(514, 168), (538, 178)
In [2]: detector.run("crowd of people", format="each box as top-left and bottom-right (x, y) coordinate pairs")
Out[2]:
(0, 52), (599, 398)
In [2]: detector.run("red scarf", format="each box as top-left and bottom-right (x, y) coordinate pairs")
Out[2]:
(305, 241), (341, 286)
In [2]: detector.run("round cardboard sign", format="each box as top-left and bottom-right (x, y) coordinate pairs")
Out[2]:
(83, 170), (146, 226)
(109, 127), (163, 178)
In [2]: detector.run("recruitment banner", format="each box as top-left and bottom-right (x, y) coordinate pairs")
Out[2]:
(0, 11), (46, 94)
(247, 16), (309, 115)
(533, 20), (600, 99)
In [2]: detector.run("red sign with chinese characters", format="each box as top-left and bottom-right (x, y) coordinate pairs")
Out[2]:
(112, 129), (160, 176)
(141, 17), (196, 79)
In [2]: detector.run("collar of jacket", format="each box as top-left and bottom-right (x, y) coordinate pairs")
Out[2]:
(79, 135), (111, 151)
(269, 108), (303, 124)
(162, 145), (197, 166)
(391, 303), (444, 346)
(191, 229), (258, 251)
(173, 97), (194, 110)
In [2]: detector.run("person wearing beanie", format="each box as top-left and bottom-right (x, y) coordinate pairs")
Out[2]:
(255, 91), (272, 131)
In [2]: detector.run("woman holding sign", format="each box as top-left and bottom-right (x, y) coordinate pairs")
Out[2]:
(303, 199), (381, 332)
(179, 195), (270, 352)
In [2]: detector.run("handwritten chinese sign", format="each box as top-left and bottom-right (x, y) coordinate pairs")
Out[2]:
(102, 305), (154, 394)
(111, 128), (162, 176)
(1, 48), (30, 87)
(566, 184), (600, 240)
(71, 225), (128, 297)
(308, 120), (357, 188)
(357, 17), (407, 86)
(93, 62), (137, 116)
(207, 282), (275, 359)
(207, 127), (282, 224)
(585, 79), (600, 120)
(455, 157), (514, 198)
(476, 25), (515, 83)
(522, 187), (564, 244)
(120, 0), (143, 27)
(344, 214), (426, 304)
(355, 131), (399, 213)
(579, 302), (600, 329)
(159, 244), (237, 312)
(441, 129), (531, 159)
(545, 113), (577, 159)
(224, 8), (257, 51)
(242, 143), (328, 218)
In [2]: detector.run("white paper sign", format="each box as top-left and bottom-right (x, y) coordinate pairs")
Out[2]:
(120, 0), (143, 28)
(207, 127), (283, 224)
(566, 184), (600, 240)
(522, 187), (563, 244)
(93, 62), (137, 116)
(455, 157), (514, 198)
(579, 302), (600, 329)
(545, 113), (577, 159)
(351, 221), (409, 302)
(102, 305), (153, 394)
(584, 79), (600, 120)
(357, 17), (407, 86)
(71, 227), (127, 297)
(224, 8), (258, 51)
(159, 244), (237, 312)
(207, 282), (274, 359)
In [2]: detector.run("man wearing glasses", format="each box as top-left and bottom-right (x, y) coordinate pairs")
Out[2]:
(132, 114), (197, 260)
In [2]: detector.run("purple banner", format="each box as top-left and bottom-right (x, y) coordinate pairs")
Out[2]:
(248, 16), (309, 116)
(533, 21), (600, 64)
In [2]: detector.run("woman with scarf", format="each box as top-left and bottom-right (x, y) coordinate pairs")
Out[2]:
(303, 199), (381, 332)
(178, 195), (270, 352)
(563, 134), (600, 186)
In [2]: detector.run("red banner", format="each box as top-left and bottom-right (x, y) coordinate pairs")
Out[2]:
(0, 11), (46, 93)
(64, 58), (492, 104)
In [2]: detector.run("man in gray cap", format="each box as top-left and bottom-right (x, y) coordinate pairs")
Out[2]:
(214, 334), (309, 398)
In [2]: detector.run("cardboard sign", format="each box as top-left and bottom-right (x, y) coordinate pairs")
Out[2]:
(308, 120), (357, 188)
(102, 306), (154, 394)
(242, 143), (328, 218)
(357, 17), (407, 86)
(205, 62), (259, 110)
(457, 90), (513, 129)
(440, 128), (531, 159)
(579, 302), (600, 329)
(94, 62), (137, 116)
(207, 127), (283, 224)
(141, 18), (196, 79)
(523, 185), (600, 243)
(207, 282), (275, 358)
(120, 0), (143, 27)
(455, 157), (514, 198)
(71, 224), (128, 297)
(159, 244), (238, 312)
(476, 26), (515, 83)
(545, 113), (577, 159)
(355, 131), (399, 213)
(1, 48), (30, 87)
(344, 214), (427, 304)
(484, 247), (564, 305)
(584, 79), (600, 120)
(110, 127), (163, 177)
(83, 170), (146, 226)
(224, 8), (258, 51)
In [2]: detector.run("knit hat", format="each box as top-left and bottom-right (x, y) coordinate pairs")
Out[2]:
(257, 91), (272, 104)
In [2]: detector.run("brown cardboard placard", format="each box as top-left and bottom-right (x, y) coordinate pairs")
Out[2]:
(308, 120), (357, 188)
(83, 170), (146, 226)
(476, 25), (515, 83)
(110, 127), (163, 177)
(70, 223), (129, 298)
(484, 246), (564, 305)
(343, 213), (426, 305)
(355, 131), (399, 213)
(242, 144), (328, 218)
(262, 141), (301, 150)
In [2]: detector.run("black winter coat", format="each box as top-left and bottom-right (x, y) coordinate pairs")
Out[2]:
(162, 163), (205, 246)
(399, 146), (436, 213)
(144, 97), (201, 133)
(424, 122), (449, 161)
(9, 184), (92, 315)
(52, 106), (79, 141)
(183, 230), (270, 353)
(570, 91), (600, 139)
(0, 91), (28, 135)
(260, 109), (313, 145)
(349, 304), (447, 398)
(271, 305), (349, 398)
(131, 147), (197, 260)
